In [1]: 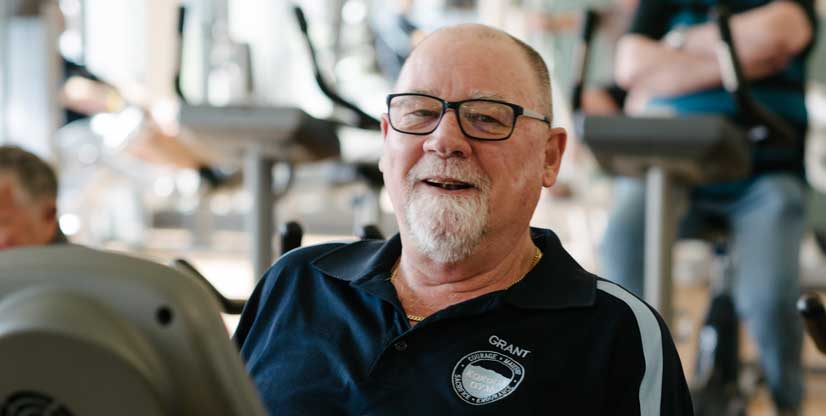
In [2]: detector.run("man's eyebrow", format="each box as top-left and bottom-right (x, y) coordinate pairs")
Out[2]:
(407, 88), (436, 95)
(402, 89), (509, 101)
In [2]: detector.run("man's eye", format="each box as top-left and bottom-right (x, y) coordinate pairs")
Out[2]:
(467, 113), (505, 126)
(407, 109), (439, 118)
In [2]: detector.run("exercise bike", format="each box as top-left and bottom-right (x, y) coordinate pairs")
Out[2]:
(572, 4), (797, 415)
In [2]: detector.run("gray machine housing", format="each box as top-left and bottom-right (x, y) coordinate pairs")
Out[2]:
(583, 114), (752, 185)
(0, 245), (266, 416)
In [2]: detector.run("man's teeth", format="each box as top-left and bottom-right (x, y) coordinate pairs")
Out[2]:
(424, 179), (472, 190)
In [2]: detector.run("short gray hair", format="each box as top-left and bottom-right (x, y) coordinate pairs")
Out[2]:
(403, 24), (553, 120)
(505, 34), (552, 120)
(0, 145), (58, 201)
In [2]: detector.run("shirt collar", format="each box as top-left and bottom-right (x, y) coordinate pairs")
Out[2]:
(311, 228), (595, 310)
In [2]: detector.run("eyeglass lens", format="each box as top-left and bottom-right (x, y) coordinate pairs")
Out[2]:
(389, 95), (515, 139)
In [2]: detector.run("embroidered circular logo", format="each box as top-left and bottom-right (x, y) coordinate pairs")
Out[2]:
(451, 350), (525, 405)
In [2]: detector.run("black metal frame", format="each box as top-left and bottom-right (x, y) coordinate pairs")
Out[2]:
(386, 93), (550, 141)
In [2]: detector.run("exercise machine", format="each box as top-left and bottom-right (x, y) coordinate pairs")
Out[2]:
(574, 5), (796, 415)
(0, 245), (266, 416)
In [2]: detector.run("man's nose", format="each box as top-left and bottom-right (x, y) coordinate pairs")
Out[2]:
(422, 110), (472, 158)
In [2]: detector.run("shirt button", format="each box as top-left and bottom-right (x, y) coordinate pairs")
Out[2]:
(393, 341), (408, 352)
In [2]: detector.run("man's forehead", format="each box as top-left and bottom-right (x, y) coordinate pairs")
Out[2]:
(402, 27), (517, 71)
(405, 88), (508, 101)
(396, 26), (538, 102)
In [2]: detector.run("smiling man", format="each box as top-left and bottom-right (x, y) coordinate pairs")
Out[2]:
(235, 24), (692, 415)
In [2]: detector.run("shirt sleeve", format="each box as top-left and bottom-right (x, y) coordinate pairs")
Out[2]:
(656, 315), (695, 415)
(627, 0), (673, 39)
(597, 281), (694, 415)
(606, 310), (693, 415)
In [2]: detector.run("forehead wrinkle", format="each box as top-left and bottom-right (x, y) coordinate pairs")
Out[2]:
(399, 89), (509, 102)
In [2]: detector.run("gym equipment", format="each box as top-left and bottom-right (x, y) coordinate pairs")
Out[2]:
(574, 5), (796, 415)
(798, 292), (826, 354)
(178, 104), (341, 281)
(172, 221), (384, 316)
(0, 245), (266, 416)
(177, 5), (382, 281)
(170, 220), (305, 315)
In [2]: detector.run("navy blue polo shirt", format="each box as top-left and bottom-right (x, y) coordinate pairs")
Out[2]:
(234, 228), (693, 415)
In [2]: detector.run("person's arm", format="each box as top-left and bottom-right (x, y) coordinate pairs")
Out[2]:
(680, 1), (813, 63)
(616, 0), (814, 98)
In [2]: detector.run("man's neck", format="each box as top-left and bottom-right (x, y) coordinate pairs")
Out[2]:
(392, 233), (539, 319)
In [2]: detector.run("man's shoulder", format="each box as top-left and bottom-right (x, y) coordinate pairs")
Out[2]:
(591, 278), (664, 327)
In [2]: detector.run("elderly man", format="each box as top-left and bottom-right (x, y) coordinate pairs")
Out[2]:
(0, 146), (63, 249)
(235, 24), (692, 414)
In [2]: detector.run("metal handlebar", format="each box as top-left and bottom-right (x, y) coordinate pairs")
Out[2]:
(292, 4), (381, 131)
(797, 292), (826, 354)
(713, 4), (796, 145)
(571, 9), (600, 113)
(172, 258), (247, 315)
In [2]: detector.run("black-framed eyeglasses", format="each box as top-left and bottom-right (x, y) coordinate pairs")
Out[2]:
(386, 93), (550, 141)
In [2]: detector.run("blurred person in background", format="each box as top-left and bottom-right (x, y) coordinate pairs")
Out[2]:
(0, 145), (65, 249)
(601, 1), (818, 414)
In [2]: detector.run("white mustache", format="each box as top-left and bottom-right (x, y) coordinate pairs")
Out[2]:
(406, 156), (491, 192)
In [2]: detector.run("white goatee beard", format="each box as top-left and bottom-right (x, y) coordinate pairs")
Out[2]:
(403, 157), (491, 264)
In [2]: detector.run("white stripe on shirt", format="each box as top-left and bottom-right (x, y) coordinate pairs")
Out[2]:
(597, 280), (663, 416)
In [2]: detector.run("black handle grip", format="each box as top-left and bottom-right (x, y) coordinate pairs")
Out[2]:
(713, 5), (795, 145)
(174, 5), (189, 103)
(798, 292), (826, 354)
(292, 3), (308, 34)
(357, 224), (385, 240)
(291, 4), (381, 130)
(172, 258), (246, 315)
(571, 9), (599, 112)
(279, 221), (304, 255)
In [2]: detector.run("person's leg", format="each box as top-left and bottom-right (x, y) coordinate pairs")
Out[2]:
(600, 178), (646, 297)
(727, 173), (806, 410)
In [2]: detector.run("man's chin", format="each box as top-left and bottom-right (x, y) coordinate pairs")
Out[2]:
(404, 214), (487, 264)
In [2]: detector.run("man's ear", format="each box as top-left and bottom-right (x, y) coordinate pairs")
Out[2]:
(379, 114), (390, 173)
(38, 199), (59, 244)
(542, 127), (567, 188)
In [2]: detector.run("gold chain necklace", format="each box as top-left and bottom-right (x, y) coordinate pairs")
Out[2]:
(390, 246), (543, 322)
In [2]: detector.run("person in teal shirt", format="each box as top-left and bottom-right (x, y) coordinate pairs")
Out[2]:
(601, 1), (818, 414)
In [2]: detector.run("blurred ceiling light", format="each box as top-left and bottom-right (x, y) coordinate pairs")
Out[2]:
(342, 0), (368, 25)
(153, 176), (175, 198)
(175, 169), (201, 196)
(59, 31), (83, 63)
(59, 0), (82, 17)
(89, 113), (116, 137)
(91, 107), (143, 150)
(59, 213), (81, 236)
(151, 100), (181, 136)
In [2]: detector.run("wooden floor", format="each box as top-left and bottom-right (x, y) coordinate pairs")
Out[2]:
(674, 284), (826, 415)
